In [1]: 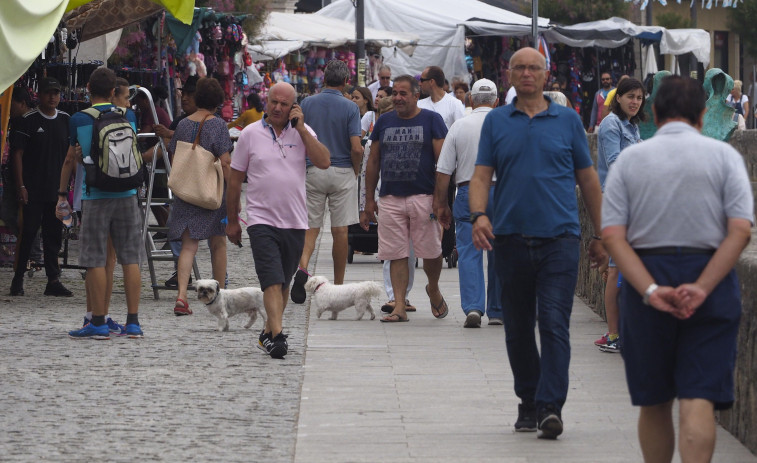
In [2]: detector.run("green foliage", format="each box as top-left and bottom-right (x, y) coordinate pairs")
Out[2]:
(655, 12), (691, 29)
(537, 0), (629, 25)
(729, 0), (757, 58)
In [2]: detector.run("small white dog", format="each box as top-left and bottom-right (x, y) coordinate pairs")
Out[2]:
(304, 275), (383, 320)
(195, 279), (267, 331)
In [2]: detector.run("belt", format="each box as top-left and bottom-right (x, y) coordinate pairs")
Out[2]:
(634, 247), (715, 256)
(457, 181), (495, 187)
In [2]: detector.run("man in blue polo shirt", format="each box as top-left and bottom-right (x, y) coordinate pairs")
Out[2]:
(469, 47), (606, 439)
(290, 60), (362, 303)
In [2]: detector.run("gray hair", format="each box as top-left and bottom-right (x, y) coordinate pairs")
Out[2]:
(471, 92), (497, 106)
(378, 65), (391, 74)
(324, 60), (350, 87)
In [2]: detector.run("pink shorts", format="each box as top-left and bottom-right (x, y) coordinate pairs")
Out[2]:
(377, 194), (442, 261)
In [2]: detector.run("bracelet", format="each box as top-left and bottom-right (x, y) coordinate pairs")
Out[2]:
(57, 191), (68, 196)
(19, 185), (26, 189)
(591, 235), (601, 240)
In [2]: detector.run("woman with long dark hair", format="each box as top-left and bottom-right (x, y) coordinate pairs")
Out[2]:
(595, 77), (646, 353)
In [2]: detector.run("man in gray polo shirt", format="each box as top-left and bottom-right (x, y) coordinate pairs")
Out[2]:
(291, 60), (363, 303)
(602, 76), (752, 462)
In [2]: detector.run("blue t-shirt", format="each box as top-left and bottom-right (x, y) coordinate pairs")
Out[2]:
(370, 109), (447, 197)
(301, 88), (361, 168)
(69, 103), (139, 200)
(476, 98), (592, 237)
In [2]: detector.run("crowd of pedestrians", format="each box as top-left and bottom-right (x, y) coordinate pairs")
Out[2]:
(1, 49), (752, 462)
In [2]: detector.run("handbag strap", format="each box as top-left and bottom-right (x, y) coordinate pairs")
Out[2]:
(192, 114), (212, 149)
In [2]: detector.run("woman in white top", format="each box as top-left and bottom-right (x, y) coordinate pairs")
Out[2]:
(726, 79), (749, 120)
(351, 87), (375, 139)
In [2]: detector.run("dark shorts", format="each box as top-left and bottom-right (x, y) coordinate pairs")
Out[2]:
(619, 253), (741, 410)
(247, 224), (305, 291)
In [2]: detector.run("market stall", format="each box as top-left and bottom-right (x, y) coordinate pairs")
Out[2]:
(247, 12), (418, 96)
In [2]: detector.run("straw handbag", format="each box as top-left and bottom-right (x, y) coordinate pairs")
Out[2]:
(168, 115), (223, 210)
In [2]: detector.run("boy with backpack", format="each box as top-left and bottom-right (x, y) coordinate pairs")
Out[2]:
(58, 67), (146, 339)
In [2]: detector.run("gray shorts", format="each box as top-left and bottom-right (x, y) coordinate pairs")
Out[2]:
(305, 166), (359, 228)
(80, 196), (143, 268)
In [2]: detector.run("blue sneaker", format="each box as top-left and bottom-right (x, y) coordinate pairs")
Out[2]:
(83, 316), (91, 327)
(106, 317), (124, 333)
(122, 323), (144, 339)
(69, 323), (110, 340)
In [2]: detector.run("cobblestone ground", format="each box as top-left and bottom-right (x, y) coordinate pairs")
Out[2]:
(0, 227), (314, 462)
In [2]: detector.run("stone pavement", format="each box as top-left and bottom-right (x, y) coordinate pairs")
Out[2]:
(1, 226), (756, 462)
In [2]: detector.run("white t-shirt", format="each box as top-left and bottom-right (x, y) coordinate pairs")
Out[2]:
(726, 93), (749, 113)
(505, 86), (517, 105)
(417, 92), (465, 129)
(360, 111), (376, 135)
(436, 107), (496, 184)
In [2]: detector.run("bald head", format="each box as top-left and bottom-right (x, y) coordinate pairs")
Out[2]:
(510, 48), (546, 69)
(267, 82), (297, 130)
(269, 82), (296, 102)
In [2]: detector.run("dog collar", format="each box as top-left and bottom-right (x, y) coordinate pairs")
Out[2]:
(205, 292), (219, 306)
(314, 282), (326, 293)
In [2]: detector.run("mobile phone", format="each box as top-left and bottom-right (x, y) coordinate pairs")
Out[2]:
(291, 103), (299, 127)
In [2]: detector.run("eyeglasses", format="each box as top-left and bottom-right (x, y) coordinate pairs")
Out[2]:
(510, 65), (546, 73)
(419, 77), (432, 82)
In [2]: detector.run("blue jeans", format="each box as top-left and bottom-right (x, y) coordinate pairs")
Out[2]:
(454, 185), (501, 318)
(494, 233), (579, 412)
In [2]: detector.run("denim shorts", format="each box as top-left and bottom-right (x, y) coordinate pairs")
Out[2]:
(619, 253), (741, 410)
(247, 224), (304, 291)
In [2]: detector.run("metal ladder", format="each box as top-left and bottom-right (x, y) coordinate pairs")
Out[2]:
(133, 86), (200, 299)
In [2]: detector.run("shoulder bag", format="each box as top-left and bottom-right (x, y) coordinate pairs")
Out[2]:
(167, 115), (224, 210)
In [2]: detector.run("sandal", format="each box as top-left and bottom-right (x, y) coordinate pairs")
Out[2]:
(380, 313), (409, 323)
(425, 285), (449, 319)
(381, 300), (417, 313)
(174, 298), (192, 316)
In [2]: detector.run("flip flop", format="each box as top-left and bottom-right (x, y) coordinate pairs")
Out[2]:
(174, 297), (192, 316)
(380, 313), (409, 323)
(425, 285), (449, 319)
(381, 300), (417, 313)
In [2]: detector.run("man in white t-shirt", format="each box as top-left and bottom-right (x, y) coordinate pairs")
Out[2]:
(418, 66), (465, 129)
(434, 78), (502, 329)
(368, 65), (393, 102)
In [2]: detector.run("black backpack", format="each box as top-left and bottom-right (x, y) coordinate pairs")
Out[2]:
(82, 106), (144, 192)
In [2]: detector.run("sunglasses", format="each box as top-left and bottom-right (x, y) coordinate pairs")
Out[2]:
(419, 77), (432, 82)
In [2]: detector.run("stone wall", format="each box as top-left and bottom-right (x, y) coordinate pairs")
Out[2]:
(577, 130), (757, 455)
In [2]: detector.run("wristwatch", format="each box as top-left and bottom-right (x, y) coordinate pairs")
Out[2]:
(470, 211), (486, 224)
(642, 283), (658, 306)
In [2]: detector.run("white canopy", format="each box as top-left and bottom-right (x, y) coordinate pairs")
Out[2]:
(248, 12), (419, 61)
(544, 17), (711, 67)
(317, 0), (548, 82)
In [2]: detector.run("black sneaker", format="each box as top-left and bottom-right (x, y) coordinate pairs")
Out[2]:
(165, 271), (191, 288)
(10, 276), (24, 296)
(44, 280), (73, 297)
(514, 402), (537, 432)
(537, 404), (563, 439)
(290, 269), (308, 304)
(269, 332), (289, 359)
(257, 330), (272, 353)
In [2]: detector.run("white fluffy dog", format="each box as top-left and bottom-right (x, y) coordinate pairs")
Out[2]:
(195, 279), (267, 331)
(304, 275), (383, 320)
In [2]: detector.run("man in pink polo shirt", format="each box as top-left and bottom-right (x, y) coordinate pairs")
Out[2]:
(226, 82), (330, 359)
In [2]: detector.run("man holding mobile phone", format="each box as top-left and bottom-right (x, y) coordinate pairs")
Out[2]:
(226, 82), (330, 359)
